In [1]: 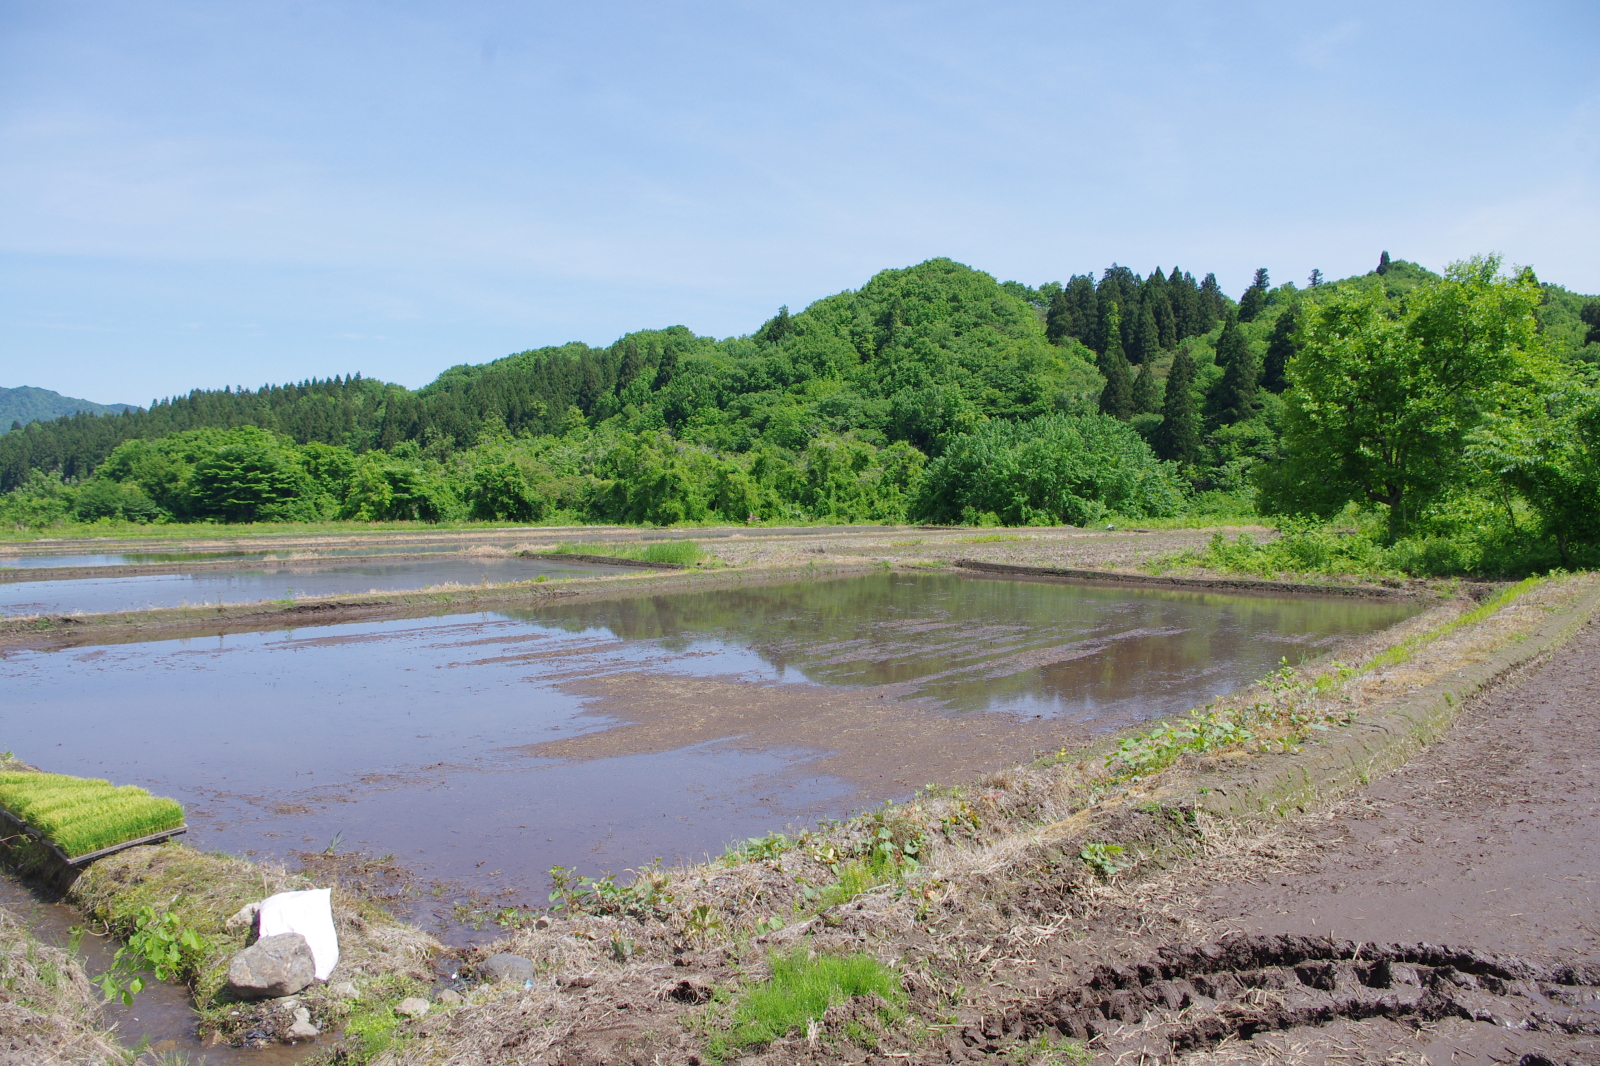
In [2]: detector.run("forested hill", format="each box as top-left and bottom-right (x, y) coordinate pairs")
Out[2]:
(0, 386), (138, 432)
(3, 255), (1596, 494)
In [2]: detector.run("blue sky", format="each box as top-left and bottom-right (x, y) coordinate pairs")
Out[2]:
(3, 1), (1597, 405)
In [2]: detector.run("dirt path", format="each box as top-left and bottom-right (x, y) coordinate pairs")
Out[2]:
(1109, 614), (1600, 1064)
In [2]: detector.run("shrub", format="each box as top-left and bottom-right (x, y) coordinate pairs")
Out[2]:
(912, 413), (1184, 525)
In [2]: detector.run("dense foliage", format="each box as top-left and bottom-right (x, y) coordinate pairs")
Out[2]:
(4, 252), (1599, 577)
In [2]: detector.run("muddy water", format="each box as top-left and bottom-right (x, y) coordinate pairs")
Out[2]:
(0, 556), (628, 616)
(0, 875), (316, 1064)
(0, 572), (1417, 922)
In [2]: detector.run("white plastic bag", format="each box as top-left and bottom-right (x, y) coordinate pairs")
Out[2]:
(257, 888), (340, 980)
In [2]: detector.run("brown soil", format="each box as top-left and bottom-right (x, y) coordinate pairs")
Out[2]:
(929, 610), (1600, 1066)
(523, 671), (1073, 802)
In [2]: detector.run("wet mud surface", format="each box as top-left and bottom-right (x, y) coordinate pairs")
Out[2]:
(0, 572), (1413, 923)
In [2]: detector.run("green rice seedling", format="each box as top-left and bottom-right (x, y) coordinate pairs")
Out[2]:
(0, 771), (184, 858)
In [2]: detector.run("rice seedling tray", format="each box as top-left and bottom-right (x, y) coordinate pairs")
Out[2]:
(0, 806), (187, 866)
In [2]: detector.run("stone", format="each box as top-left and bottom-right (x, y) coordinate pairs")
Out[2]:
(286, 1006), (320, 1040)
(479, 953), (535, 985)
(437, 989), (464, 1005)
(327, 981), (359, 999)
(226, 934), (315, 999)
(395, 997), (430, 1019)
(533, 916), (552, 930)
(224, 901), (261, 934)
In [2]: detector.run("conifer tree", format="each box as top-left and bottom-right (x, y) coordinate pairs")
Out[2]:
(1066, 276), (1097, 346)
(1307, 269), (1324, 288)
(1096, 304), (1134, 420)
(1262, 304), (1298, 393)
(1045, 288), (1073, 345)
(1167, 266), (1195, 339)
(1131, 304), (1160, 365)
(1582, 300), (1600, 346)
(1376, 251), (1391, 275)
(1206, 320), (1260, 426)
(1197, 273), (1225, 332)
(1237, 267), (1270, 323)
(1154, 347), (1199, 464)
(1131, 359), (1160, 415)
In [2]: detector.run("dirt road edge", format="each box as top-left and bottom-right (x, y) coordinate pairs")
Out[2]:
(1188, 576), (1600, 818)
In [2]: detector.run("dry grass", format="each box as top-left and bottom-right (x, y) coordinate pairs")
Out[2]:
(0, 905), (123, 1066)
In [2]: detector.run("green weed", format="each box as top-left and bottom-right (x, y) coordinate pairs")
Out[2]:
(95, 905), (206, 1005)
(708, 947), (903, 1057)
(1078, 842), (1127, 878)
(554, 539), (705, 565)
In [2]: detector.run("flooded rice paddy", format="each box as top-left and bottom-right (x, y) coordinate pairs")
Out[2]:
(2, 571), (1418, 921)
(0, 556), (628, 616)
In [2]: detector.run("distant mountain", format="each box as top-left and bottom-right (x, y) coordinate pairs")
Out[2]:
(1, 386), (140, 432)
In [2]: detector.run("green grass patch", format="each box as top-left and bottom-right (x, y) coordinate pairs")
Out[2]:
(554, 539), (705, 565)
(709, 947), (903, 1057)
(0, 771), (184, 858)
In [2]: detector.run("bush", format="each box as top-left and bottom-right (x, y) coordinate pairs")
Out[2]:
(72, 477), (162, 523)
(0, 470), (76, 528)
(912, 413), (1184, 526)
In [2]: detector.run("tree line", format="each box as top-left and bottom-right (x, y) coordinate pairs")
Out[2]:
(4, 253), (1599, 575)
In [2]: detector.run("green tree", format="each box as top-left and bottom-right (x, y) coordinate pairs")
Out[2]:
(1262, 304), (1298, 393)
(1153, 348), (1200, 465)
(1096, 304), (1134, 420)
(1260, 255), (1550, 538)
(1131, 360), (1160, 415)
(1581, 300), (1600, 346)
(1477, 381), (1600, 566)
(910, 413), (1183, 525)
(1065, 275), (1097, 345)
(1206, 320), (1259, 427)
(1237, 268), (1270, 323)
(1045, 289), (1073, 345)
(1131, 304), (1160, 365)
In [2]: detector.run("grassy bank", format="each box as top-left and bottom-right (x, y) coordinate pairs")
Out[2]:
(0, 905), (123, 1066)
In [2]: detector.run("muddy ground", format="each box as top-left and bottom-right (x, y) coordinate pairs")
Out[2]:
(359, 579), (1597, 1066)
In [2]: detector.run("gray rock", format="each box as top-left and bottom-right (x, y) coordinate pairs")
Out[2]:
(224, 901), (261, 934)
(226, 933), (315, 999)
(327, 981), (359, 999)
(395, 997), (430, 1019)
(437, 989), (464, 1006)
(479, 953), (535, 985)
(286, 1006), (320, 1040)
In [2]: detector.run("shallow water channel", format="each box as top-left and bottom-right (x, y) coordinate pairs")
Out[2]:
(2, 571), (1419, 921)
(0, 556), (627, 616)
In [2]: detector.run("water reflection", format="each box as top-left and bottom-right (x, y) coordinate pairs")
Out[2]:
(0, 572), (1417, 910)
